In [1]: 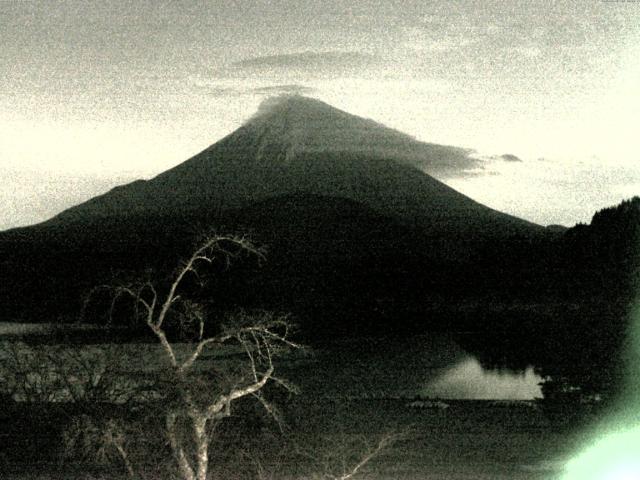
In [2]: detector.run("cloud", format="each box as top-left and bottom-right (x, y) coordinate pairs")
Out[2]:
(245, 94), (485, 179)
(228, 51), (383, 78)
(407, 144), (484, 179)
(451, 168), (501, 179)
(187, 75), (318, 99)
(403, 31), (474, 53)
(500, 153), (523, 162)
(233, 51), (379, 69)
(250, 84), (317, 95)
(463, 152), (524, 169)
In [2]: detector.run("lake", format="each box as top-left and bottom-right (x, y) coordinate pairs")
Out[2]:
(0, 322), (543, 400)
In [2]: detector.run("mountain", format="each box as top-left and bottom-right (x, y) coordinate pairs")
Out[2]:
(1, 95), (553, 337)
(45, 96), (540, 244)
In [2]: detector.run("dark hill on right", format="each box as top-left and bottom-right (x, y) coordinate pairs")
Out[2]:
(460, 197), (640, 398)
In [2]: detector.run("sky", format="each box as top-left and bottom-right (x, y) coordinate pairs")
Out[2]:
(1, 0), (639, 229)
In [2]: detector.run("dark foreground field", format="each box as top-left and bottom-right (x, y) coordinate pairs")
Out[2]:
(1, 396), (600, 480)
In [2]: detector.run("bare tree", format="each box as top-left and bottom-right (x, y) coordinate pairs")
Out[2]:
(235, 430), (403, 480)
(0, 341), (142, 404)
(62, 414), (137, 479)
(84, 235), (300, 480)
(295, 431), (403, 480)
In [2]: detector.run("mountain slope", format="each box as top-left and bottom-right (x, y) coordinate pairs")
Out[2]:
(46, 96), (541, 242)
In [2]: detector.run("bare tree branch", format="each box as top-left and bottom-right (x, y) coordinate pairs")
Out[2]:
(71, 235), (298, 480)
(335, 432), (398, 480)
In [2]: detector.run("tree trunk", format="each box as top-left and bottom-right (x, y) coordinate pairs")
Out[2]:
(114, 440), (137, 480)
(194, 415), (209, 480)
(167, 412), (196, 480)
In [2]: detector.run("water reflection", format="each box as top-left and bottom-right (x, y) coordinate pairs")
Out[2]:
(423, 356), (543, 400)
